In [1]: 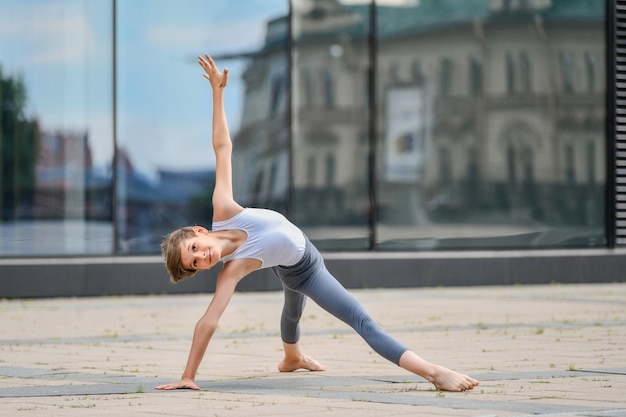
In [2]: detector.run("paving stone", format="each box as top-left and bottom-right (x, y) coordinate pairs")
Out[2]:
(0, 284), (625, 416)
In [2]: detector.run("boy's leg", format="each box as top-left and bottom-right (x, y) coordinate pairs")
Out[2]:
(278, 284), (325, 372)
(279, 283), (306, 344)
(299, 264), (479, 391)
(300, 266), (408, 364)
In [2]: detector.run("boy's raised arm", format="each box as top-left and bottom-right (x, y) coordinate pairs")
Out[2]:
(197, 54), (242, 221)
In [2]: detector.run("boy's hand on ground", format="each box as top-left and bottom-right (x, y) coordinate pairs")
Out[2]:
(155, 378), (200, 390)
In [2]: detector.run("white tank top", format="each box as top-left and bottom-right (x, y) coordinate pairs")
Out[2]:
(212, 208), (306, 269)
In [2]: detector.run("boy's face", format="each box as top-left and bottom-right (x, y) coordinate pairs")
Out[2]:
(179, 226), (220, 272)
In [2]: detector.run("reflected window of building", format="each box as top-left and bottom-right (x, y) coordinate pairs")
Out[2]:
(440, 58), (454, 96)
(469, 56), (482, 97)
(263, 161), (280, 208)
(302, 67), (314, 106)
(325, 153), (336, 187)
(466, 147), (479, 198)
(506, 51), (516, 94)
(270, 74), (287, 116)
(253, 171), (265, 198)
(307, 156), (317, 187)
(522, 147), (535, 185)
(587, 141), (596, 184)
(585, 51), (598, 93)
(323, 68), (336, 107)
(507, 146), (517, 186)
(560, 51), (576, 94)
(412, 59), (423, 83)
(389, 61), (400, 83)
(439, 147), (452, 186)
(520, 50), (532, 93)
(565, 144), (576, 184)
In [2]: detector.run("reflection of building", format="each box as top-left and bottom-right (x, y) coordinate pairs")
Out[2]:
(116, 148), (215, 253)
(238, 0), (604, 244)
(35, 130), (111, 220)
(375, 0), (605, 233)
(230, 16), (290, 214)
(35, 128), (216, 252)
(291, 0), (371, 228)
(233, 1), (372, 228)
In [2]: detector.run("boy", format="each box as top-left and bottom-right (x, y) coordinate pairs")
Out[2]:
(156, 54), (479, 392)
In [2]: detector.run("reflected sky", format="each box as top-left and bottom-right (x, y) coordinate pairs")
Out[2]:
(0, 0), (287, 177)
(116, 0), (287, 178)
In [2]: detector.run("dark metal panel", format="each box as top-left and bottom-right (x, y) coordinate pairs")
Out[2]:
(611, 0), (626, 245)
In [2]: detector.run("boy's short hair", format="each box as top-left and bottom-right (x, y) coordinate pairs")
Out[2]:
(161, 226), (199, 283)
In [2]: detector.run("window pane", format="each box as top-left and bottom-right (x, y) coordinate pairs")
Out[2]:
(0, 0), (113, 256)
(116, 0), (288, 254)
(376, 0), (606, 250)
(291, 0), (372, 250)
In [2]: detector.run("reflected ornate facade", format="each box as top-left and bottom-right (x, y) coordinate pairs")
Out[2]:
(283, 0), (606, 249)
(375, 0), (606, 248)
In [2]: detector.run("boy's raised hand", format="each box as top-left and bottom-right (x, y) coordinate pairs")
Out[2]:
(198, 53), (228, 89)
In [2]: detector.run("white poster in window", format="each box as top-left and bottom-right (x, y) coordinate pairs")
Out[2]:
(384, 85), (431, 183)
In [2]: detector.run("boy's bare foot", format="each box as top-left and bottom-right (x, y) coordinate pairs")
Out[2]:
(278, 354), (326, 372)
(429, 364), (480, 392)
(399, 351), (479, 392)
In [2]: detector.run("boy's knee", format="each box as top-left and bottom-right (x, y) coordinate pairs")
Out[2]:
(355, 313), (379, 336)
(283, 308), (303, 324)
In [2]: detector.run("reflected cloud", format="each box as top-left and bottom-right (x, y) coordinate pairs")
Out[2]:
(145, 18), (267, 53)
(0, 2), (95, 65)
(117, 108), (213, 180)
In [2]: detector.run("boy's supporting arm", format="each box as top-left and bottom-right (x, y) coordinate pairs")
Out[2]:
(155, 268), (242, 390)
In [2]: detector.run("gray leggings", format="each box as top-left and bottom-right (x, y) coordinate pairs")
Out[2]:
(272, 238), (409, 366)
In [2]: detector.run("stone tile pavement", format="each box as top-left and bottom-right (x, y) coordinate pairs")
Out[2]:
(0, 283), (625, 416)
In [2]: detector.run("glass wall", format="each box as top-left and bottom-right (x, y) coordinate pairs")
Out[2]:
(0, 0), (608, 258)
(291, 0), (373, 250)
(375, 0), (606, 250)
(0, 0), (113, 255)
